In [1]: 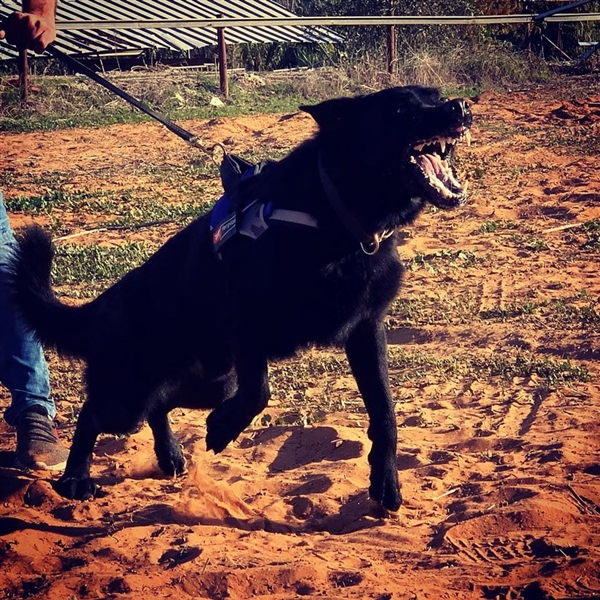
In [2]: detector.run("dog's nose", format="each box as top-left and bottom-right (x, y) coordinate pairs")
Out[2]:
(445, 98), (472, 125)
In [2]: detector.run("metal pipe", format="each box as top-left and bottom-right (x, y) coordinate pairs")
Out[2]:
(49, 14), (600, 30)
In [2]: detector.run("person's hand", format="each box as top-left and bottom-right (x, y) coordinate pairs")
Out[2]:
(0, 11), (56, 53)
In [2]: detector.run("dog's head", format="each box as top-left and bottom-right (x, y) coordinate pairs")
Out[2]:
(301, 86), (472, 214)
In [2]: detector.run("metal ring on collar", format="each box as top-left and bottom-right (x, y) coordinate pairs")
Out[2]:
(360, 229), (394, 256)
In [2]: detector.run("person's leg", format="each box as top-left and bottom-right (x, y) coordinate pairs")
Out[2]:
(0, 194), (68, 470)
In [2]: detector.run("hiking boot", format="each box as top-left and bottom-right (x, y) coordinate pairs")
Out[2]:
(14, 406), (69, 471)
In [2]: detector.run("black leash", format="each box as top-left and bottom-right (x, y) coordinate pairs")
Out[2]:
(44, 44), (202, 146)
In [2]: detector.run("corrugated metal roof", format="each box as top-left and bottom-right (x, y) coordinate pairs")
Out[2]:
(0, 0), (342, 59)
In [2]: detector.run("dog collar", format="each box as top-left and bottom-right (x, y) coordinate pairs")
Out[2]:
(317, 152), (393, 255)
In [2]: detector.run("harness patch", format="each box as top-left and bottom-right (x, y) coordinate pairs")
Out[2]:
(210, 194), (275, 252)
(210, 157), (318, 257)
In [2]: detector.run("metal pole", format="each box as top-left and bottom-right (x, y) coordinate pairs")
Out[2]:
(217, 16), (228, 99)
(19, 48), (28, 104)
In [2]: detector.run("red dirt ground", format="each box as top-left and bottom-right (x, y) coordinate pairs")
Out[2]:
(1, 75), (599, 600)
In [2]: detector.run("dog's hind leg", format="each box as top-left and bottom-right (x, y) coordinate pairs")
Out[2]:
(149, 370), (238, 474)
(147, 407), (185, 477)
(345, 319), (402, 512)
(54, 402), (100, 500)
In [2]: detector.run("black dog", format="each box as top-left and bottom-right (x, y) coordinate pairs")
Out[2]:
(11, 86), (472, 510)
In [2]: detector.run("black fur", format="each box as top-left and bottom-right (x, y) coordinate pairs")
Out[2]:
(10, 86), (472, 510)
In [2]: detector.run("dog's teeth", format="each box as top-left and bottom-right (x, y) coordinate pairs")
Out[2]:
(440, 140), (446, 153)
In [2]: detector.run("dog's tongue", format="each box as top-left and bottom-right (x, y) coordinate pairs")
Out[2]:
(417, 154), (461, 191)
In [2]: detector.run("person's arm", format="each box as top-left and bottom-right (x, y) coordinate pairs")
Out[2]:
(0, 0), (57, 54)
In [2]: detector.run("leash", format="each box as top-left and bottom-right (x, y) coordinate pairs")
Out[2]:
(0, 10), (197, 145)
(42, 42), (222, 160)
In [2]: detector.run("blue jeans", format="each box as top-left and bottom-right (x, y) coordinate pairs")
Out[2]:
(0, 194), (55, 425)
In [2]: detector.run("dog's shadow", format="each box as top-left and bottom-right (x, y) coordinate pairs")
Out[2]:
(239, 425), (363, 473)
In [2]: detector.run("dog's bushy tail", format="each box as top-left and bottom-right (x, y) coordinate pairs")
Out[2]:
(10, 226), (94, 357)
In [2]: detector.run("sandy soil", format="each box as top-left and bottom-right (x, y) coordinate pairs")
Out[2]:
(1, 75), (599, 600)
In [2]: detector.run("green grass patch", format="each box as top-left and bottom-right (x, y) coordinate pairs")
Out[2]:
(0, 73), (318, 133)
(52, 242), (157, 285)
(387, 348), (590, 388)
(268, 348), (590, 413)
(480, 297), (600, 326)
(388, 293), (599, 328)
(506, 232), (550, 253)
(6, 189), (108, 212)
(7, 188), (213, 230)
(387, 294), (479, 327)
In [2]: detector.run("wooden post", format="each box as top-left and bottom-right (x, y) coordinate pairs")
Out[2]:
(387, 5), (396, 75)
(387, 24), (396, 75)
(19, 48), (28, 104)
(217, 16), (229, 99)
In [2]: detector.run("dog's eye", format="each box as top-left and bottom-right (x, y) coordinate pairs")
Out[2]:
(396, 107), (418, 121)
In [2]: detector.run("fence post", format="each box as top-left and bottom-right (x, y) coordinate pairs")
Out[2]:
(387, 5), (396, 75)
(217, 15), (229, 99)
(19, 48), (29, 104)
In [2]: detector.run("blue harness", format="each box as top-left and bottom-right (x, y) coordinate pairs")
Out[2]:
(210, 156), (318, 257)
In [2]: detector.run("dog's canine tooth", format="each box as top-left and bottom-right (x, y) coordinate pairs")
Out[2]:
(439, 140), (446, 153)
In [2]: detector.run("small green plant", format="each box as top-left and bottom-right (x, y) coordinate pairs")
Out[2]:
(480, 220), (498, 233)
(582, 219), (600, 251)
(404, 249), (483, 272)
(525, 238), (549, 253)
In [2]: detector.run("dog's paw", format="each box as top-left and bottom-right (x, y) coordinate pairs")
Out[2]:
(156, 445), (186, 477)
(205, 406), (241, 453)
(54, 475), (98, 501)
(369, 471), (402, 513)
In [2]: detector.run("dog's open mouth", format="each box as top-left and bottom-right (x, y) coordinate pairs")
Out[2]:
(409, 126), (471, 208)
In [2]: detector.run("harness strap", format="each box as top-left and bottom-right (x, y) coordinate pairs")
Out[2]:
(269, 209), (318, 229)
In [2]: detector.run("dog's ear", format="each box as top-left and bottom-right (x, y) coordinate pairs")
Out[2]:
(300, 97), (357, 130)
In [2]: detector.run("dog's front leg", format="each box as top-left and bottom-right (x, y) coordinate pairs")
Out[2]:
(206, 348), (269, 454)
(345, 319), (401, 512)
